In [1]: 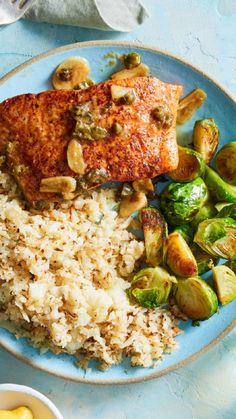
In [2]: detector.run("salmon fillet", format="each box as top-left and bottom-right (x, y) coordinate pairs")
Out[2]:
(0, 77), (182, 203)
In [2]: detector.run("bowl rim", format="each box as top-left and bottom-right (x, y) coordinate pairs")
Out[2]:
(0, 40), (235, 385)
(0, 383), (64, 419)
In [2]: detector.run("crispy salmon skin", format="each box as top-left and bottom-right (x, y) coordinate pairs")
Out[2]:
(0, 77), (182, 203)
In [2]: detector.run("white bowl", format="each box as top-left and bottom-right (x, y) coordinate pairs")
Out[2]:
(0, 384), (63, 419)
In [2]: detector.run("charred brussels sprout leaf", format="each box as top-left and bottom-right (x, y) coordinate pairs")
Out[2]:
(175, 276), (218, 320)
(141, 207), (168, 266)
(173, 224), (194, 244)
(160, 177), (209, 225)
(163, 232), (197, 277)
(169, 146), (205, 182)
(192, 247), (216, 275)
(130, 267), (176, 308)
(194, 217), (236, 260)
(191, 201), (217, 228)
(193, 118), (219, 163)
(204, 166), (236, 203)
(212, 265), (236, 305)
(215, 142), (236, 185)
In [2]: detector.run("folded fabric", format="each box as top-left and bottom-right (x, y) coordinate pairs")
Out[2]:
(25, 0), (149, 32)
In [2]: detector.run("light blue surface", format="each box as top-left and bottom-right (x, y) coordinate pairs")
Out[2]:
(0, 41), (236, 385)
(0, 0), (236, 417)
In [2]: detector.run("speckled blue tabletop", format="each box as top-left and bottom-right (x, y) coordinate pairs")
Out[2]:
(0, 1), (236, 418)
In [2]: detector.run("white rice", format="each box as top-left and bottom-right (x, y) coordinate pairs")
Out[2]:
(0, 170), (179, 368)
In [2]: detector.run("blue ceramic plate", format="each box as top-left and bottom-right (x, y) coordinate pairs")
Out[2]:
(0, 41), (235, 384)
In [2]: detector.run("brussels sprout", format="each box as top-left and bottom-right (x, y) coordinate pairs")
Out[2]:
(177, 88), (207, 124)
(212, 265), (236, 305)
(216, 203), (236, 220)
(175, 276), (218, 320)
(160, 177), (209, 225)
(130, 267), (176, 308)
(173, 224), (194, 244)
(119, 191), (147, 218)
(227, 259), (236, 273)
(194, 250), (215, 275)
(164, 232), (197, 277)
(169, 146), (205, 182)
(204, 166), (236, 203)
(194, 217), (236, 260)
(191, 201), (217, 228)
(193, 118), (219, 163)
(215, 202), (231, 212)
(141, 207), (167, 266)
(215, 142), (236, 185)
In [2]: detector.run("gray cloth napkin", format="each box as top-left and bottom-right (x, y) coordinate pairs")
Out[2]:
(26, 0), (149, 32)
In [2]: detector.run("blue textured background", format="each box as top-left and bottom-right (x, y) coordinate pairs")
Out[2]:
(0, 0), (236, 418)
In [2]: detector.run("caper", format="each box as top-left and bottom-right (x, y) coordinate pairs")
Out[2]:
(75, 176), (88, 192)
(91, 126), (107, 140)
(111, 122), (124, 135)
(123, 91), (136, 105)
(123, 52), (141, 69)
(73, 124), (92, 141)
(86, 168), (108, 184)
(58, 68), (72, 81)
(152, 106), (174, 129)
(4, 142), (14, 154)
(13, 164), (29, 175)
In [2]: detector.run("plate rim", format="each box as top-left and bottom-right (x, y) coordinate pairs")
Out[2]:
(0, 40), (235, 385)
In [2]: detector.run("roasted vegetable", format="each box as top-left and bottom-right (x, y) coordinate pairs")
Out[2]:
(119, 191), (147, 218)
(194, 249), (215, 275)
(215, 202), (231, 212)
(133, 178), (154, 195)
(111, 63), (150, 80)
(194, 217), (236, 260)
(216, 203), (236, 220)
(169, 146), (205, 182)
(212, 265), (236, 305)
(52, 57), (90, 90)
(173, 224), (194, 244)
(130, 266), (176, 308)
(227, 259), (236, 273)
(141, 207), (167, 266)
(177, 88), (207, 124)
(215, 142), (236, 185)
(160, 177), (209, 225)
(191, 201), (217, 228)
(175, 276), (218, 320)
(164, 232), (197, 277)
(204, 166), (236, 203)
(193, 118), (219, 163)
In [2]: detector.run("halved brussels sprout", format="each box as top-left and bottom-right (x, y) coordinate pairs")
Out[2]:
(141, 207), (168, 266)
(119, 191), (147, 218)
(204, 166), (236, 203)
(212, 265), (236, 305)
(130, 266), (176, 308)
(173, 224), (194, 244)
(194, 249), (215, 275)
(175, 276), (218, 320)
(191, 201), (217, 228)
(169, 146), (205, 182)
(164, 232), (197, 277)
(177, 88), (207, 124)
(160, 177), (209, 225)
(216, 203), (236, 220)
(215, 142), (236, 185)
(194, 217), (236, 260)
(193, 118), (219, 163)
